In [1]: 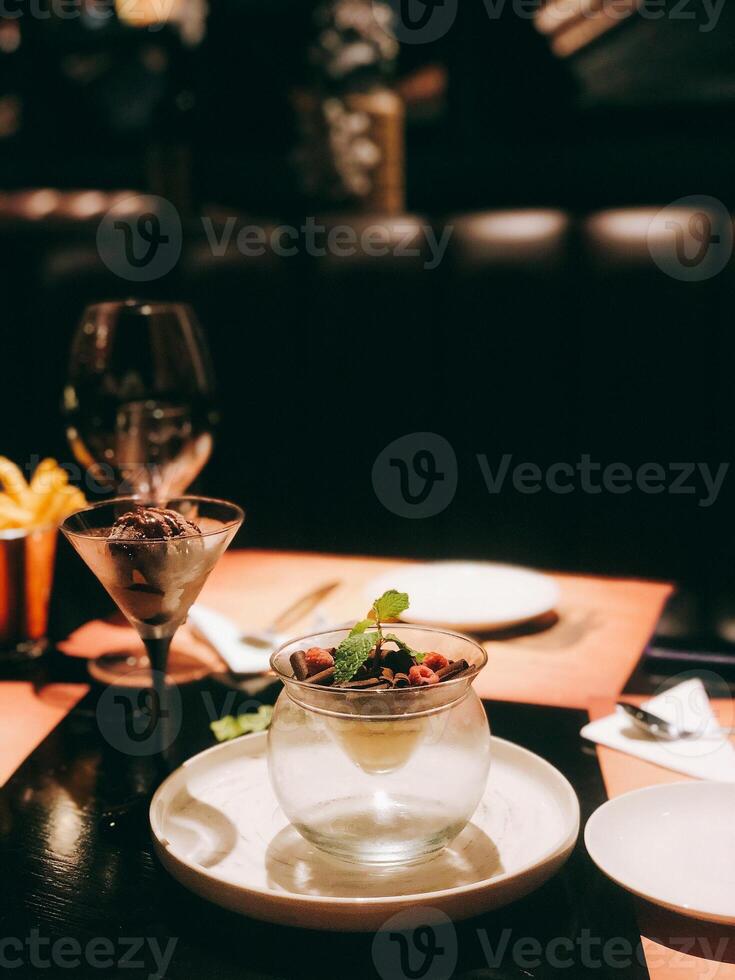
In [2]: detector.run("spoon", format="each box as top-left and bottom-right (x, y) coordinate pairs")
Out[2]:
(239, 580), (340, 648)
(617, 702), (735, 741)
(188, 581), (340, 674)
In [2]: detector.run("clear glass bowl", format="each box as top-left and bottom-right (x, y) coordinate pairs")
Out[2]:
(267, 625), (491, 866)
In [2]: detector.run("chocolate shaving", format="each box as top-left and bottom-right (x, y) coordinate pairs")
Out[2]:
(341, 677), (386, 689)
(290, 650), (309, 681)
(309, 666), (336, 686)
(436, 659), (470, 682)
(392, 672), (410, 688)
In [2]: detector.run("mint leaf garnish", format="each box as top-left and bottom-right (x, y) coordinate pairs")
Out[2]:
(370, 590), (409, 622)
(333, 632), (379, 683)
(210, 704), (274, 742)
(349, 618), (374, 636)
(209, 716), (242, 742)
(384, 633), (425, 663)
(335, 590), (413, 682)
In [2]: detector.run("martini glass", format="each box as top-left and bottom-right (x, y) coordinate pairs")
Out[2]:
(63, 495), (243, 687)
(61, 496), (243, 831)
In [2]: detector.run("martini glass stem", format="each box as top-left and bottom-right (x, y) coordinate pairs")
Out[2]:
(144, 636), (173, 769)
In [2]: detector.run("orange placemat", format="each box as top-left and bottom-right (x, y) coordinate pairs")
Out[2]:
(0, 682), (87, 787)
(61, 552), (670, 712)
(474, 573), (672, 708)
(591, 697), (735, 979)
(58, 550), (407, 663)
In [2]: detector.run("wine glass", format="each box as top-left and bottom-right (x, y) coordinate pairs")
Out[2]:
(61, 496), (243, 831)
(62, 300), (220, 685)
(63, 300), (217, 499)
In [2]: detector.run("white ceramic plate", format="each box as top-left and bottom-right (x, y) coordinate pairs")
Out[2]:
(365, 562), (560, 632)
(585, 782), (735, 924)
(150, 733), (579, 931)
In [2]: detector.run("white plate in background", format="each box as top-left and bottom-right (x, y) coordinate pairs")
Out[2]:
(585, 782), (735, 924)
(365, 562), (560, 631)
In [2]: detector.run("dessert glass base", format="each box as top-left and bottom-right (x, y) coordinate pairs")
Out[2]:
(292, 789), (473, 867)
(88, 647), (213, 687)
(267, 626), (491, 867)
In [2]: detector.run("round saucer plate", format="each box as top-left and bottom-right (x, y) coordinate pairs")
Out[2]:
(364, 562), (560, 632)
(150, 733), (579, 931)
(585, 781), (735, 924)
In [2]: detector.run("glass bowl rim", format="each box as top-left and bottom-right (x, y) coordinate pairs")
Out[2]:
(270, 623), (488, 694)
(60, 494), (244, 543)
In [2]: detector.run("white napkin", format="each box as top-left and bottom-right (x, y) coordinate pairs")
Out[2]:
(187, 605), (273, 674)
(581, 678), (735, 781)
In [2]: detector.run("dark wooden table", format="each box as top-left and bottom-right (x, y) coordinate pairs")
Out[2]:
(0, 647), (679, 980)
(2, 555), (731, 980)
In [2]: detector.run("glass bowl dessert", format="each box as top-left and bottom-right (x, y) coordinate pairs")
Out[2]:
(267, 620), (491, 866)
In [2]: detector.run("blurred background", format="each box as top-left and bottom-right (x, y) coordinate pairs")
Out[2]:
(2, 0), (735, 645)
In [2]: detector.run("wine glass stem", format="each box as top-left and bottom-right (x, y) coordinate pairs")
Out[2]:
(143, 636), (173, 770)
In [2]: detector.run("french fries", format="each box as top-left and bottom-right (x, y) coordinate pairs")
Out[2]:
(0, 457), (86, 531)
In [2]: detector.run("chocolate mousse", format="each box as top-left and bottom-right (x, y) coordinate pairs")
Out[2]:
(109, 507), (201, 540)
(98, 506), (209, 634)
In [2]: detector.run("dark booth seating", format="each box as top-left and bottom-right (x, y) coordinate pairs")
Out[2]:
(2, 193), (734, 644)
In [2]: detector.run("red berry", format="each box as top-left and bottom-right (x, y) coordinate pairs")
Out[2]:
(305, 647), (334, 675)
(423, 652), (448, 672)
(408, 664), (439, 686)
